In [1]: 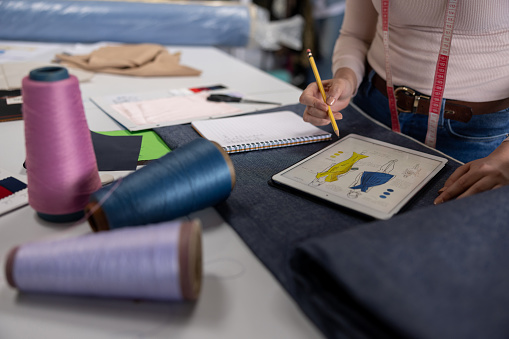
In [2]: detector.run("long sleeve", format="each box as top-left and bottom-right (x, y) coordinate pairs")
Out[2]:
(331, 0), (509, 102)
(331, 0), (377, 91)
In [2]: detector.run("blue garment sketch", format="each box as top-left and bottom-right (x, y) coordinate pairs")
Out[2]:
(348, 159), (397, 194)
(349, 172), (394, 192)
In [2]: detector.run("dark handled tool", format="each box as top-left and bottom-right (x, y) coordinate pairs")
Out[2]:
(207, 94), (281, 105)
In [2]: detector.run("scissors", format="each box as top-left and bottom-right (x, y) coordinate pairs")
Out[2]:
(207, 94), (281, 106)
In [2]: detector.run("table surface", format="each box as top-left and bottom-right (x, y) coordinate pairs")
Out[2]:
(0, 41), (323, 339)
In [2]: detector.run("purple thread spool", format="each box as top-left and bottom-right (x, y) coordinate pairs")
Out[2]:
(5, 219), (202, 301)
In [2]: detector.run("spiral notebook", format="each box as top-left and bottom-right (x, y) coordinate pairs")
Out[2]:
(191, 111), (332, 153)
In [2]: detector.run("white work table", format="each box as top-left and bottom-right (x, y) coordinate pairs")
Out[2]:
(0, 42), (323, 339)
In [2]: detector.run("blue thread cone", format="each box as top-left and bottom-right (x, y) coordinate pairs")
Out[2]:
(86, 138), (235, 231)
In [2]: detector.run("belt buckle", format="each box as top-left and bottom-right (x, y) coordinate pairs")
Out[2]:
(394, 86), (430, 113)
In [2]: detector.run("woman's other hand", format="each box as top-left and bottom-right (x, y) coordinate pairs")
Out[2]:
(434, 141), (509, 204)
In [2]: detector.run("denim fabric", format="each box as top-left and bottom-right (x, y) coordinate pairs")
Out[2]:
(292, 185), (509, 339)
(353, 70), (509, 163)
(154, 104), (463, 338)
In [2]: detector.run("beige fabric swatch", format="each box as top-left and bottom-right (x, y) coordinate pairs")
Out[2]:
(55, 44), (201, 77)
(0, 62), (94, 90)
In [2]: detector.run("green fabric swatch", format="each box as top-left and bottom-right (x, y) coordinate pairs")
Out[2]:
(97, 130), (171, 161)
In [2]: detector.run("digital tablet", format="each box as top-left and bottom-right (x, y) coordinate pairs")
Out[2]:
(271, 134), (448, 220)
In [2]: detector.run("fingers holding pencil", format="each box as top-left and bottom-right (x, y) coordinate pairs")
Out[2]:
(301, 49), (355, 137)
(300, 78), (349, 131)
(306, 49), (340, 137)
(301, 82), (343, 126)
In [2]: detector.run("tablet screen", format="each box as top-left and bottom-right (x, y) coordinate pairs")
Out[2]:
(271, 134), (448, 219)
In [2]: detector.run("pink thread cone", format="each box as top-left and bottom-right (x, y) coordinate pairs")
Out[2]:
(22, 67), (102, 222)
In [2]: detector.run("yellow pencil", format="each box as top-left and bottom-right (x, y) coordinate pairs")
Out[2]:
(306, 49), (340, 137)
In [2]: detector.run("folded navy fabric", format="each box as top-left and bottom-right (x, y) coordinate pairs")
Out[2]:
(91, 132), (142, 171)
(292, 185), (509, 339)
(155, 104), (466, 337)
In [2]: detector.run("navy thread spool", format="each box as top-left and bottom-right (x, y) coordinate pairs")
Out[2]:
(85, 138), (235, 231)
(5, 219), (203, 301)
(22, 66), (102, 222)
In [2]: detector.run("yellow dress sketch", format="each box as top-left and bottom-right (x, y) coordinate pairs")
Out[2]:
(314, 152), (368, 183)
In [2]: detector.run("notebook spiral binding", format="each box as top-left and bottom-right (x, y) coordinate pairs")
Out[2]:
(224, 135), (332, 153)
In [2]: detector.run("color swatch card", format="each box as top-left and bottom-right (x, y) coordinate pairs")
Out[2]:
(0, 168), (28, 216)
(191, 111), (332, 153)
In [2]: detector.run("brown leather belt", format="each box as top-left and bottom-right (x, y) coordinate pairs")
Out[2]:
(368, 67), (509, 123)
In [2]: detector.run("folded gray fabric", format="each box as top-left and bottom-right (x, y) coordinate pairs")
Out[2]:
(292, 185), (509, 339)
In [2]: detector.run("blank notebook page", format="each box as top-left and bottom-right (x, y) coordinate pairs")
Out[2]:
(191, 111), (332, 153)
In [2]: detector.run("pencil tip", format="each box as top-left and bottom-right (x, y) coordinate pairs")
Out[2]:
(335, 130), (340, 137)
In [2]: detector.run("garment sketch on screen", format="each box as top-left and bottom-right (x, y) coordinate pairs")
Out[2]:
(403, 163), (422, 178)
(310, 151), (368, 187)
(346, 159), (397, 199)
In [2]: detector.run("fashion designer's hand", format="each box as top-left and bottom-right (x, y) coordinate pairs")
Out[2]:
(434, 141), (509, 204)
(299, 68), (356, 127)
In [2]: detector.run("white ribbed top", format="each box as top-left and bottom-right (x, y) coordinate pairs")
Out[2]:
(332, 0), (509, 102)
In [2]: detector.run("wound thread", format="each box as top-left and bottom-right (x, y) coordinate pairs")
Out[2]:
(22, 67), (102, 222)
(86, 138), (235, 231)
(5, 219), (202, 301)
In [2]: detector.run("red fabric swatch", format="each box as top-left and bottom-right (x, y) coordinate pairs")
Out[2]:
(0, 185), (13, 199)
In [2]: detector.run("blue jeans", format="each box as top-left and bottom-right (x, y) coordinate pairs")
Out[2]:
(353, 69), (509, 163)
